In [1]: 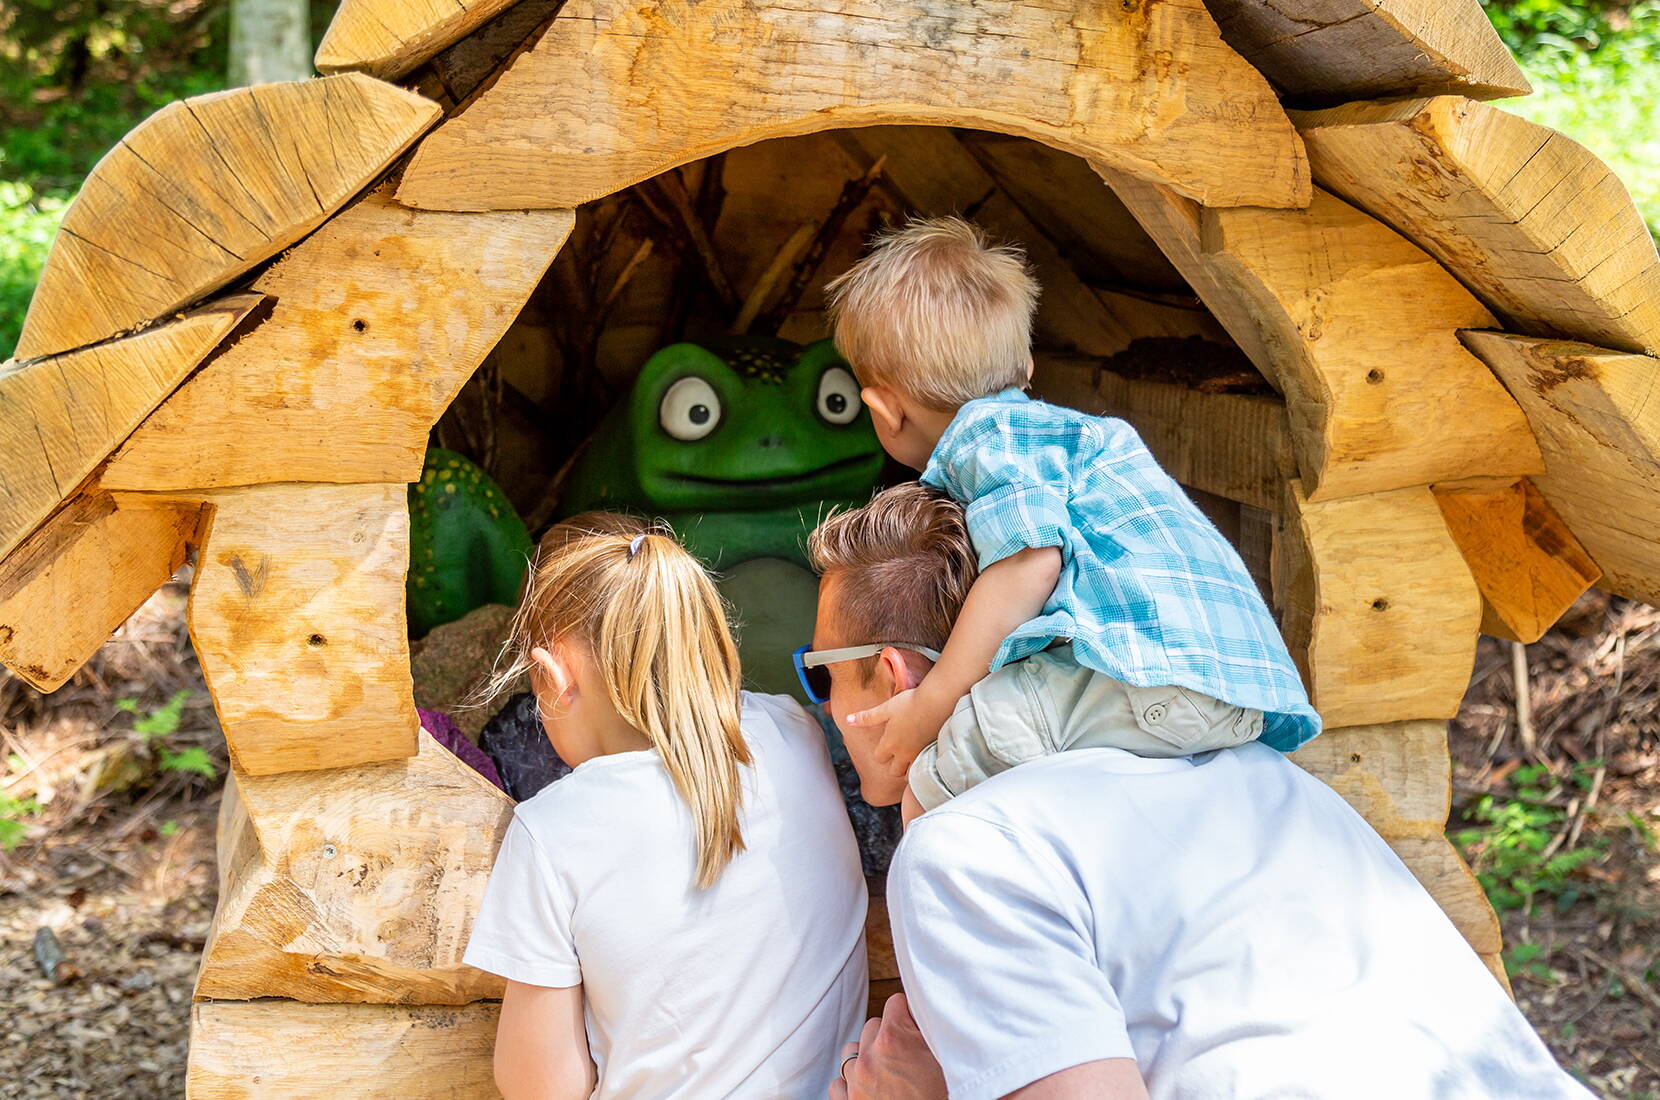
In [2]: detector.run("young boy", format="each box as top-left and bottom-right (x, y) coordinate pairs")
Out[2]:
(823, 216), (1320, 814)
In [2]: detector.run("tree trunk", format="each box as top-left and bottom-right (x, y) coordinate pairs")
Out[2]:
(228, 0), (313, 86)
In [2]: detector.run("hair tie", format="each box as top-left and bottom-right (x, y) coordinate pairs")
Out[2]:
(628, 534), (647, 557)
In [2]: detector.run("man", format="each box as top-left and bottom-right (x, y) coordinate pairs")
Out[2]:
(804, 483), (1591, 1100)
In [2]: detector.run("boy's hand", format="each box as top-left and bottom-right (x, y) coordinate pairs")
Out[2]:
(847, 684), (955, 779)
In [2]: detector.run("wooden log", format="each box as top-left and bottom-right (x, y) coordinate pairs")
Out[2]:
(1387, 836), (1503, 956)
(1433, 477), (1601, 644)
(187, 1000), (501, 1098)
(183, 482), (417, 775)
(316, 0), (525, 80)
(1279, 480), (1481, 727)
(1205, 0), (1528, 105)
(15, 77), (438, 361)
(102, 188), (573, 492)
(1294, 97), (1660, 357)
(1459, 331), (1660, 607)
(866, 890), (898, 984)
(0, 294), (261, 564)
(196, 733), (512, 1003)
(427, 0), (566, 106)
(0, 491), (203, 692)
(1033, 353), (1294, 513)
(1101, 172), (1543, 500)
(395, 0), (1310, 212)
(1291, 720), (1450, 839)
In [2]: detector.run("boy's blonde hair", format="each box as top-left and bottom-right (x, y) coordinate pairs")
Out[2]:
(482, 512), (751, 889)
(825, 216), (1039, 410)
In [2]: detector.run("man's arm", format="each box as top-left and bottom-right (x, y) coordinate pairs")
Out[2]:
(1006, 1061), (1148, 1100)
(494, 980), (596, 1100)
(849, 545), (1061, 777)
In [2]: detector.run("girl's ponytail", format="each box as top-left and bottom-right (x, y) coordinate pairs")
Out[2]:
(480, 514), (751, 889)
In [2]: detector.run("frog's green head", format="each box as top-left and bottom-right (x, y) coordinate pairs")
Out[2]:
(625, 337), (883, 512)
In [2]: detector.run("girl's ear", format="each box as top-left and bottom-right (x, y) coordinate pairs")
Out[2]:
(861, 385), (906, 436)
(529, 645), (575, 705)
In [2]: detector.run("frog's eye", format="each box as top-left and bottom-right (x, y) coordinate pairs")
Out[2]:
(815, 366), (862, 426)
(659, 376), (722, 441)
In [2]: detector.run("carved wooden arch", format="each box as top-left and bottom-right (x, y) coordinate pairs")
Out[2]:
(394, 0), (1312, 213)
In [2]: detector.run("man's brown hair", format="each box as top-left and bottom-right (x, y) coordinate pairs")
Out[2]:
(808, 483), (978, 659)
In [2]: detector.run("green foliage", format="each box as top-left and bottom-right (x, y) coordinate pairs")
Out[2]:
(1454, 762), (1608, 914)
(1484, 1), (1660, 239)
(0, 182), (69, 358)
(0, 790), (44, 851)
(116, 689), (218, 780)
(1504, 940), (1555, 982)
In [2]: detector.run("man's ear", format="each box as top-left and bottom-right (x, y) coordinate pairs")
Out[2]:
(878, 646), (920, 694)
(861, 385), (906, 437)
(529, 644), (575, 705)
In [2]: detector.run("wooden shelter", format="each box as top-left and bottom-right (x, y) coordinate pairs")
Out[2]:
(1, 0), (1654, 1093)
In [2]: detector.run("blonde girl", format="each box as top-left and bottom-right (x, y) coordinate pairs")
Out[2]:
(464, 514), (868, 1100)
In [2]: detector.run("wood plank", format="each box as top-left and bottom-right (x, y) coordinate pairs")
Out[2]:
(1206, 0), (1528, 105)
(0, 491), (202, 692)
(1433, 477), (1601, 643)
(16, 76), (437, 361)
(0, 294), (261, 564)
(1281, 480), (1481, 727)
(1295, 97), (1660, 357)
(187, 1000), (501, 1098)
(1459, 331), (1660, 606)
(1102, 172), (1543, 500)
(1291, 720), (1450, 839)
(102, 188), (573, 492)
(182, 482), (418, 775)
(1387, 836), (1503, 956)
(316, 0), (526, 80)
(396, 0), (1309, 212)
(1034, 353), (1294, 512)
(197, 733), (512, 1003)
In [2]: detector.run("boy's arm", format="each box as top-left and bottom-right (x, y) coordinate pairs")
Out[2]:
(848, 545), (1061, 777)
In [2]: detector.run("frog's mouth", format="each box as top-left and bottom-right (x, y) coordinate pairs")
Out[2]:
(666, 453), (882, 490)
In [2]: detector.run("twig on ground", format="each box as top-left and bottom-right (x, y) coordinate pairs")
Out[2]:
(1574, 946), (1660, 1020)
(1513, 641), (1537, 758)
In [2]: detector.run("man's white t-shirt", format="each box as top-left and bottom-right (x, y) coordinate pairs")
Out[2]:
(889, 744), (1593, 1100)
(465, 691), (867, 1099)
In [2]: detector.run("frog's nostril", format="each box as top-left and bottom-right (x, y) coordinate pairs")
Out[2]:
(758, 436), (784, 449)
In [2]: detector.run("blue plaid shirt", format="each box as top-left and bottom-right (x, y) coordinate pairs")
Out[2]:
(920, 389), (1321, 751)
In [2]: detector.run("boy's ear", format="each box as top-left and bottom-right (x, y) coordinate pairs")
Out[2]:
(878, 645), (920, 695)
(861, 386), (906, 436)
(1023, 354), (1035, 384)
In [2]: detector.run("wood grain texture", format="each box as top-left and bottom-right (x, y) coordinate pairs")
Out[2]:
(1460, 331), (1660, 606)
(196, 733), (513, 1003)
(1196, 188), (1542, 500)
(103, 188), (573, 492)
(1034, 353), (1295, 512)
(316, 0), (526, 80)
(396, 0), (1310, 212)
(0, 492), (202, 692)
(16, 76), (437, 361)
(1295, 97), (1660, 357)
(1291, 720), (1451, 839)
(1433, 477), (1601, 643)
(1205, 0), (1528, 105)
(187, 1000), (502, 1098)
(866, 889), (898, 983)
(1281, 480), (1482, 727)
(183, 482), (418, 775)
(1387, 836), (1503, 955)
(0, 294), (260, 564)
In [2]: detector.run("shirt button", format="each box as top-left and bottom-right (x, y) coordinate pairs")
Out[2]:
(1144, 703), (1168, 725)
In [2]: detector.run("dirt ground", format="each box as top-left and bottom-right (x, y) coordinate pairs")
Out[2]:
(1, 581), (1657, 1097)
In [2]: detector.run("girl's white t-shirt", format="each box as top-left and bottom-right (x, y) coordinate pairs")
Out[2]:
(464, 691), (868, 1100)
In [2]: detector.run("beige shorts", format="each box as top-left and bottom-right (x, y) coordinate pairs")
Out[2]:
(909, 644), (1263, 812)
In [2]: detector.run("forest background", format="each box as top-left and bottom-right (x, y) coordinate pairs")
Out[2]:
(1, 3), (1659, 1098)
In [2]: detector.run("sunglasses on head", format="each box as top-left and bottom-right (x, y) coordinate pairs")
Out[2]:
(791, 642), (944, 705)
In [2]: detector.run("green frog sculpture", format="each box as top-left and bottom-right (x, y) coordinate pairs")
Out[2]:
(558, 336), (885, 699)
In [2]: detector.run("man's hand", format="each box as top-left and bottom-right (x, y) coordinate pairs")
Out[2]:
(829, 995), (946, 1100)
(846, 684), (955, 780)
